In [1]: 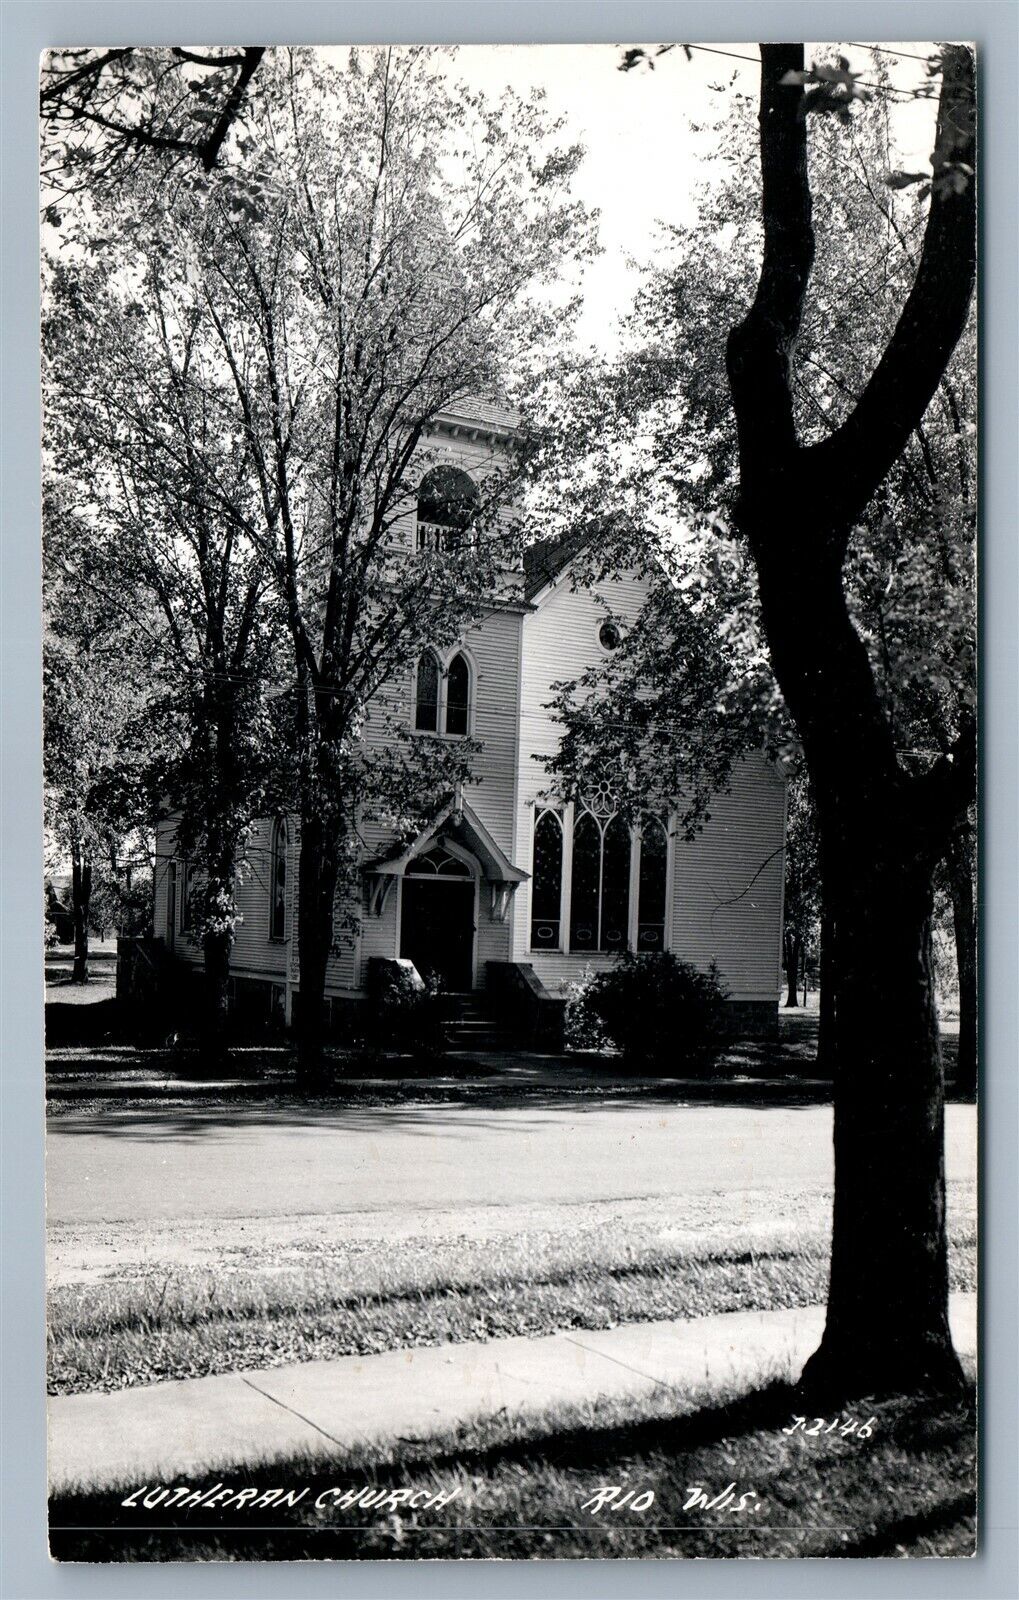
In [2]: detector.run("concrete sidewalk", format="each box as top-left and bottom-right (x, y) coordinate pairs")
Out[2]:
(49, 1294), (976, 1494)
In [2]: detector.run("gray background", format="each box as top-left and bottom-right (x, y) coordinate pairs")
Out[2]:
(2, 2), (1016, 1595)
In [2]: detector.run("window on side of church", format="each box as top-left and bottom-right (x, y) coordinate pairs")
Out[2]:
(530, 809), (563, 950)
(270, 818), (288, 940)
(637, 815), (669, 951)
(415, 650), (440, 731)
(445, 652), (470, 735)
(600, 815), (631, 952)
(569, 809), (602, 951)
(566, 807), (670, 955)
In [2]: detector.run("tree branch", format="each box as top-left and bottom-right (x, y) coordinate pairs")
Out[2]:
(726, 44), (815, 488)
(809, 45), (976, 528)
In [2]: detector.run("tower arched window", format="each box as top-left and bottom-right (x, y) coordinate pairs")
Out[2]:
(415, 650), (440, 731)
(416, 465), (480, 551)
(270, 818), (288, 940)
(530, 809), (563, 950)
(637, 815), (669, 951)
(445, 652), (470, 736)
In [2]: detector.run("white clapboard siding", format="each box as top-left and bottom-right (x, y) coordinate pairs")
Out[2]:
(511, 564), (786, 1004)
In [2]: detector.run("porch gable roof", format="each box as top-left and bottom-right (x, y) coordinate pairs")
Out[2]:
(365, 795), (528, 886)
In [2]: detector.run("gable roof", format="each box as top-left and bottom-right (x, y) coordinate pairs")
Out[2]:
(365, 794), (528, 885)
(522, 525), (593, 602)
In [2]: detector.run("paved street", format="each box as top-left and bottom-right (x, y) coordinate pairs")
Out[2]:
(47, 1100), (977, 1227)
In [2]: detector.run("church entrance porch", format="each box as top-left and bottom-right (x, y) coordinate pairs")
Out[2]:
(398, 847), (477, 992)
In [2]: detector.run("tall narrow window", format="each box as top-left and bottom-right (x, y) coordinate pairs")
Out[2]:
(415, 650), (439, 731)
(637, 816), (668, 951)
(270, 818), (288, 940)
(600, 815), (631, 952)
(181, 862), (196, 934)
(166, 860), (178, 947)
(445, 652), (470, 735)
(417, 466), (480, 551)
(568, 806), (636, 953)
(530, 810), (563, 950)
(569, 810), (601, 951)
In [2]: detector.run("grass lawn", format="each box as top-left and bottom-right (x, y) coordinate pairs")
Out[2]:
(48, 1187), (977, 1395)
(49, 1377), (977, 1560)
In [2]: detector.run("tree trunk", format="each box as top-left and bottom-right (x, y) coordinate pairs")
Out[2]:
(944, 820), (977, 1096)
(200, 884), (234, 1076)
(800, 812), (963, 1399)
(783, 929), (801, 1007)
(70, 842), (92, 983)
(295, 807), (342, 1090)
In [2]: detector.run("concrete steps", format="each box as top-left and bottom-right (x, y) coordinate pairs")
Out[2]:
(443, 995), (514, 1052)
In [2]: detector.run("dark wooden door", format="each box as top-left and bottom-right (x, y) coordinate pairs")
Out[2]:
(399, 879), (475, 991)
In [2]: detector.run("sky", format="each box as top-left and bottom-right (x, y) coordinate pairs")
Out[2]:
(433, 42), (942, 352)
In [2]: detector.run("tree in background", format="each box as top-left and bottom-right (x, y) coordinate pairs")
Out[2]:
(43, 495), (152, 983)
(42, 46), (597, 1083)
(44, 259), (287, 1067)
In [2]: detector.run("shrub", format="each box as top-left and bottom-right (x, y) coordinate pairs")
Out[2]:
(577, 953), (729, 1074)
(561, 967), (611, 1053)
(364, 961), (447, 1062)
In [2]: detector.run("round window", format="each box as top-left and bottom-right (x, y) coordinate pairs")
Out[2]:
(598, 620), (622, 651)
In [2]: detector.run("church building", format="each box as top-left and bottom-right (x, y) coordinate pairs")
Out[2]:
(153, 400), (787, 1041)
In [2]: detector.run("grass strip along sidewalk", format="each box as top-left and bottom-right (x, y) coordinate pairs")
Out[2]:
(49, 1190), (977, 1396)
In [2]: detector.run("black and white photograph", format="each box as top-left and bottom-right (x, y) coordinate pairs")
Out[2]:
(39, 38), (979, 1562)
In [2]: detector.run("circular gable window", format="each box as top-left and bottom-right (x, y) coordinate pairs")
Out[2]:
(598, 620), (622, 651)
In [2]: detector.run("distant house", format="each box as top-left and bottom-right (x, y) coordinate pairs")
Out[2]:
(154, 401), (786, 1038)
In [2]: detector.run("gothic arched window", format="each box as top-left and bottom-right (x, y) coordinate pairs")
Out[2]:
(569, 809), (601, 951)
(445, 652), (470, 735)
(530, 809), (563, 950)
(270, 818), (288, 940)
(637, 815), (668, 951)
(415, 649), (440, 731)
(600, 814), (631, 952)
(417, 465), (480, 551)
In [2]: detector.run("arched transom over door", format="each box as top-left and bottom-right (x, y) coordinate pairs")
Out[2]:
(399, 846), (477, 991)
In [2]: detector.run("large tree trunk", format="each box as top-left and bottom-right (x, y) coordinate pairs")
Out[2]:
(70, 841), (92, 983)
(295, 807), (342, 1090)
(944, 819), (977, 1096)
(800, 799), (962, 1397)
(752, 552), (968, 1400)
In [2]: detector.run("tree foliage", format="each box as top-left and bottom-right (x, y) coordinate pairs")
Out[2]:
(41, 47), (265, 200)
(43, 45), (597, 1073)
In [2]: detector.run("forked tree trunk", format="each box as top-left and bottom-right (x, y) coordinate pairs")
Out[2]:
(70, 843), (92, 983)
(725, 43), (975, 1398)
(945, 821), (977, 1096)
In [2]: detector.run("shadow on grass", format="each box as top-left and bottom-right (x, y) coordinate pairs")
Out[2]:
(47, 1381), (976, 1562)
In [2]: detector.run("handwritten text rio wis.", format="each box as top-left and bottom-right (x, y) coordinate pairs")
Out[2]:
(580, 1483), (762, 1515)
